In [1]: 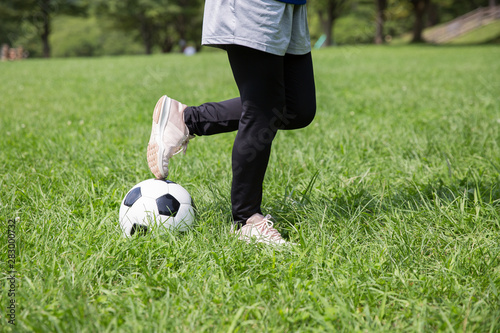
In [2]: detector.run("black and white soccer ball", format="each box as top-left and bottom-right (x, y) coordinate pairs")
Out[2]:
(119, 179), (195, 237)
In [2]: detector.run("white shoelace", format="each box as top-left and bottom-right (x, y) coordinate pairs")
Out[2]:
(253, 215), (284, 242)
(173, 134), (194, 156)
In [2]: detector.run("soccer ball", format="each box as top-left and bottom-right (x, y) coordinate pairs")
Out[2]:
(119, 179), (195, 237)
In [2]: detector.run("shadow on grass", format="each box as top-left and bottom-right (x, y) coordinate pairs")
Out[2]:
(271, 170), (500, 231)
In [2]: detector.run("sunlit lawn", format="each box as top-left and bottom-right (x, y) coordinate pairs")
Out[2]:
(0, 45), (499, 332)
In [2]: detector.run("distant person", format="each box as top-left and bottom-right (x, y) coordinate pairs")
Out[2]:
(8, 48), (17, 60)
(15, 46), (25, 60)
(146, 0), (315, 245)
(183, 46), (196, 56)
(1, 44), (9, 61)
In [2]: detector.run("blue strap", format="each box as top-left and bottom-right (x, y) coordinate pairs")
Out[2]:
(275, 0), (306, 4)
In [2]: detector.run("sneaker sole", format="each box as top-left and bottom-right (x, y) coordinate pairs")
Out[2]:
(232, 231), (293, 246)
(147, 95), (171, 179)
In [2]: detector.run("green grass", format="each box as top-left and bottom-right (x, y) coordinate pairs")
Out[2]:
(1, 45), (499, 332)
(447, 21), (500, 45)
(391, 20), (500, 45)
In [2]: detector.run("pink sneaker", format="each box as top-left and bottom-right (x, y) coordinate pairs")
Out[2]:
(147, 95), (192, 179)
(231, 213), (295, 246)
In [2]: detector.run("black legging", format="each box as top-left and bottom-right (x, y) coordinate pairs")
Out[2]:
(184, 45), (316, 224)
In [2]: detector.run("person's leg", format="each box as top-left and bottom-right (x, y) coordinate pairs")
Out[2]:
(282, 52), (316, 130)
(148, 46), (315, 219)
(183, 51), (315, 137)
(226, 45), (285, 223)
(227, 46), (316, 224)
(184, 98), (241, 136)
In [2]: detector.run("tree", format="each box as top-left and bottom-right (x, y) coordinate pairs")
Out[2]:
(93, 0), (155, 54)
(93, 0), (202, 54)
(0, 0), (85, 58)
(0, 3), (19, 46)
(35, 0), (52, 58)
(152, 0), (203, 53)
(410, 0), (430, 43)
(408, 0), (492, 43)
(374, 0), (388, 44)
(310, 0), (350, 46)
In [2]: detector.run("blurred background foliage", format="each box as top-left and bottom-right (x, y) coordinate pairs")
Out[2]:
(0, 0), (498, 58)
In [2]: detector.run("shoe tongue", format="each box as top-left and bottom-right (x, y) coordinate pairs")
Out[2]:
(246, 213), (264, 224)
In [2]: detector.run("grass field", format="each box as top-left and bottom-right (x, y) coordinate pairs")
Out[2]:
(391, 20), (500, 45)
(447, 21), (500, 45)
(1, 45), (499, 332)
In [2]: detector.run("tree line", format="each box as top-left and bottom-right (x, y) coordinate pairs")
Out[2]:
(0, 0), (495, 58)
